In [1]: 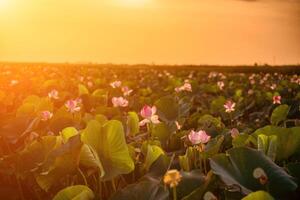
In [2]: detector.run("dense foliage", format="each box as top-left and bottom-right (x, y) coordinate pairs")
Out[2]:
(0, 64), (299, 200)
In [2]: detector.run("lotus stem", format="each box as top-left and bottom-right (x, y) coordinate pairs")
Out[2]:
(173, 186), (177, 200)
(78, 167), (88, 186)
(16, 175), (25, 200)
(111, 179), (117, 192)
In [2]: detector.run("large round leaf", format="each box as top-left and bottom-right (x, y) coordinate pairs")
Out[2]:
(270, 104), (290, 126)
(127, 112), (139, 137)
(242, 191), (274, 200)
(252, 126), (300, 161)
(210, 147), (297, 198)
(35, 135), (83, 191)
(79, 144), (105, 178)
(61, 127), (78, 143)
(81, 120), (134, 180)
(53, 185), (94, 200)
(110, 177), (168, 200)
(78, 84), (89, 96)
(151, 122), (172, 144)
(176, 170), (206, 199)
(286, 162), (300, 185)
(144, 145), (165, 170)
(155, 96), (178, 122)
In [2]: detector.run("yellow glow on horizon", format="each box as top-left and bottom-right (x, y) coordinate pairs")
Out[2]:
(115, 0), (151, 7)
(0, 0), (299, 64)
(0, 0), (9, 8)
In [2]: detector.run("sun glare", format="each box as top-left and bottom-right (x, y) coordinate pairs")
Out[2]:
(0, 0), (8, 7)
(116, 0), (150, 7)
(0, 0), (13, 12)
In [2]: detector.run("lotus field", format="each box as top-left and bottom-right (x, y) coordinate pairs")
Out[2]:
(1, 65), (300, 200)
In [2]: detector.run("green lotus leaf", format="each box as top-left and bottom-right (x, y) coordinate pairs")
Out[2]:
(16, 136), (61, 173)
(0, 115), (39, 144)
(155, 95), (178, 122)
(16, 96), (53, 117)
(202, 135), (224, 158)
(144, 145), (165, 170)
(286, 162), (300, 185)
(176, 170), (206, 199)
(110, 177), (168, 200)
(35, 135), (83, 191)
(94, 106), (121, 119)
(81, 120), (134, 180)
(95, 114), (108, 125)
(257, 134), (277, 161)
(50, 106), (80, 133)
(252, 126), (300, 161)
(16, 103), (36, 117)
(78, 84), (89, 96)
(198, 115), (225, 137)
(53, 185), (95, 200)
(210, 96), (226, 114)
(61, 127), (78, 143)
(232, 134), (255, 148)
(181, 171), (216, 200)
(92, 89), (107, 97)
(242, 191), (274, 200)
(200, 83), (218, 94)
(210, 147), (297, 198)
(79, 144), (105, 178)
(270, 104), (290, 126)
(151, 122), (172, 144)
(127, 112), (140, 137)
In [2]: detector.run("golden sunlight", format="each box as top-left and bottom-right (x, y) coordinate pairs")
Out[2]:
(0, 0), (9, 8)
(116, 0), (151, 7)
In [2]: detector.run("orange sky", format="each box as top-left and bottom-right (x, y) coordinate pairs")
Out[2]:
(0, 0), (300, 65)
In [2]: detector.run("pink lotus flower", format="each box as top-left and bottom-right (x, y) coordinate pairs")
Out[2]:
(208, 72), (218, 79)
(40, 111), (53, 121)
(188, 130), (211, 145)
(112, 97), (129, 107)
(224, 100), (236, 113)
(121, 86), (133, 96)
(230, 128), (239, 138)
(291, 75), (300, 85)
(175, 83), (192, 93)
(182, 83), (192, 92)
(48, 89), (59, 99)
(110, 81), (122, 88)
(65, 99), (81, 113)
(217, 81), (225, 90)
(139, 105), (160, 126)
(273, 95), (281, 104)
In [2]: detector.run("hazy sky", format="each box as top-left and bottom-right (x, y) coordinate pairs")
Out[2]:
(0, 0), (299, 65)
